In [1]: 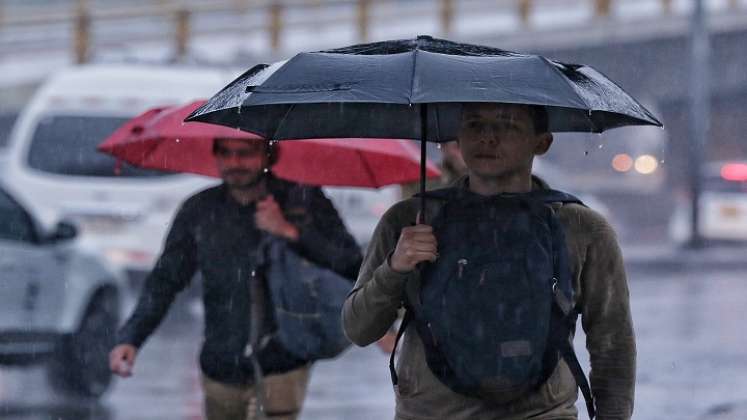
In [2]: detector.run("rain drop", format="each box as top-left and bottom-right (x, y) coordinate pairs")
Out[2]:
(263, 167), (269, 173)
(237, 105), (242, 115)
(175, 138), (181, 143)
(437, 144), (442, 149)
(585, 134), (593, 157)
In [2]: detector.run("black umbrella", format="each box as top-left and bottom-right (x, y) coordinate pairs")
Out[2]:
(187, 35), (662, 216)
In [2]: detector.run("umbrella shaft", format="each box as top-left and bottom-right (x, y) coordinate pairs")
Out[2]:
(420, 103), (428, 224)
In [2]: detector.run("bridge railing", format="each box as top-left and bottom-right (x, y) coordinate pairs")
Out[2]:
(0, 0), (743, 64)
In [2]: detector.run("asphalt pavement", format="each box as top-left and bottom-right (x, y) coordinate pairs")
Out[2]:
(1, 246), (747, 420)
(623, 242), (747, 273)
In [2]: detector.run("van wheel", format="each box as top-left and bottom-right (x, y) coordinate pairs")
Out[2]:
(48, 288), (119, 399)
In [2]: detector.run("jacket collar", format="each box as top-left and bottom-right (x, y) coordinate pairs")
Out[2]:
(220, 172), (291, 207)
(453, 174), (551, 193)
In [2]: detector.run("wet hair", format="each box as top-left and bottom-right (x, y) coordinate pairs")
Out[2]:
(212, 138), (279, 166)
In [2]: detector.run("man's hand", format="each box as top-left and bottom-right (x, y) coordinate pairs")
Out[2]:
(376, 331), (398, 354)
(256, 195), (300, 241)
(390, 222), (438, 273)
(109, 344), (138, 378)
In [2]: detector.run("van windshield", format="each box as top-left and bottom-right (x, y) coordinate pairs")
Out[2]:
(27, 115), (173, 177)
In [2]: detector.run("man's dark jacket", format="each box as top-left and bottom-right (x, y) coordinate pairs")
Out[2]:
(117, 175), (363, 384)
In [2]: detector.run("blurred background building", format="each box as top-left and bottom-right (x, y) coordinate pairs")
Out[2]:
(1, 0), (746, 246)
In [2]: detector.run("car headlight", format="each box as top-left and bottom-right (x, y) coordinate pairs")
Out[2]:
(634, 155), (659, 175)
(103, 247), (156, 269)
(65, 212), (142, 233)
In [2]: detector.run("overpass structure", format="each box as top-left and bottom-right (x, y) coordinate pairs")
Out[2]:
(1, 0), (746, 197)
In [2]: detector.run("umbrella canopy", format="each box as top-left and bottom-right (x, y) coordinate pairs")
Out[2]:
(186, 35), (662, 141)
(98, 100), (441, 188)
(186, 35), (662, 218)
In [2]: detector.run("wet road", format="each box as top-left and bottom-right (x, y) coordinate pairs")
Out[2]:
(1, 266), (747, 420)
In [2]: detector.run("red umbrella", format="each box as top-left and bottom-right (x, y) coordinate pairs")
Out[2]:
(98, 100), (440, 188)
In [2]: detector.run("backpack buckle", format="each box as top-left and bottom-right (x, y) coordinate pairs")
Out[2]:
(457, 258), (468, 278)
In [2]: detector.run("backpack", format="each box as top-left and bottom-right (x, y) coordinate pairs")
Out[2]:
(243, 236), (353, 420)
(261, 238), (353, 361)
(390, 187), (595, 419)
(250, 237), (352, 363)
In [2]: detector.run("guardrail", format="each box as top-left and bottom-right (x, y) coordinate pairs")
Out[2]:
(0, 0), (742, 64)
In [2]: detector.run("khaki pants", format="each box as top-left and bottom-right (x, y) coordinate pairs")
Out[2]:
(202, 366), (311, 420)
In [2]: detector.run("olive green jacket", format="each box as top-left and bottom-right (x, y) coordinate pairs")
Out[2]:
(342, 177), (636, 420)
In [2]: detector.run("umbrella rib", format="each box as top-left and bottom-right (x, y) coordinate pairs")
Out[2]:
(538, 56), (589, 110)
(539, 56), (605, 132)
(357, 148), (381, 188)
(272, 103), (297, 140)
(408, 45), (420, 105)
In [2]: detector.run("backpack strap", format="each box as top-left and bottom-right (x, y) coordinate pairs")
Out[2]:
(558, 336), (596, 419)
(545, 204), (595, 420)
(547, 301), (596, 420)
(417, 186), (582, 205)
(415, 186), (460, 201)
(530, 188), (585, 206)
(389, 309), (412, 389)
(390, 263), (426, 388)
(244, 263), (271, 420)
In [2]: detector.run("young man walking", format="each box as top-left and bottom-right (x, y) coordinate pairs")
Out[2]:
(343, 103), (635, 419)
(110, 137), (362, 420)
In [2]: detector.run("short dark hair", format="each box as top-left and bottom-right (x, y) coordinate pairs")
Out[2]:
(212, 138), (280, 166)
(459, 103), (550, 135)
(526, 105), (549, 135)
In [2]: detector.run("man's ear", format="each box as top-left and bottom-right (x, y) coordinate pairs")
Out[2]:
(534, 133), (553, 156)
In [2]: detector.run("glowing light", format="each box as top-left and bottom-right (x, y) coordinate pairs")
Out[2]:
(721, 163), (747, 181)
(612, 154), (633, 172)
(634, 155), (658, 175)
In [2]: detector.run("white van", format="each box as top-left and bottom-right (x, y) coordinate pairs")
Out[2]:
(3, 64), (236, 285)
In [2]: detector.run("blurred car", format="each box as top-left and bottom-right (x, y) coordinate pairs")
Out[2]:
(0, 112), (18, 148)
(2, 64), (239, 288)
(670, 161), (747, 243)
(0, 113), (15, 174)
(323, 185), (400, 251)
(0, 151), (7, 174)
(0, 182), (126, 399)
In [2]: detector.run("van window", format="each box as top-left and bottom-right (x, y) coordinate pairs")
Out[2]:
(0, 187), (36, 243)
(27, 115), (172, 177)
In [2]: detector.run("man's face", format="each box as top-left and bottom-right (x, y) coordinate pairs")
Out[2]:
(213, 138), (268, 188)
(457, 103), (552, 180)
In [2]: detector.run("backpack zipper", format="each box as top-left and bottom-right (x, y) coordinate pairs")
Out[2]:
(457, 258), (468, 279)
